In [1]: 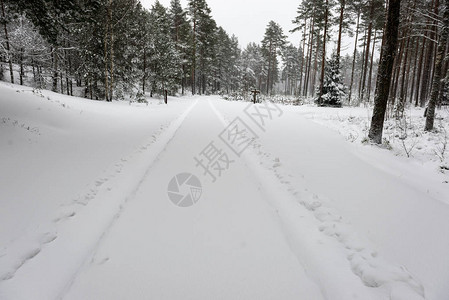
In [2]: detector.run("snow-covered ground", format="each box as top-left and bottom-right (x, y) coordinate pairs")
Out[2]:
(1, 82), (448, 300)
(296, 103), (449, 173)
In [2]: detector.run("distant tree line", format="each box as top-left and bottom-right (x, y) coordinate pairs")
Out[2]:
(0, 0), (242, 100)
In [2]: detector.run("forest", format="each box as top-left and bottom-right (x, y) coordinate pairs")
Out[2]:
(0, 0), (448, 143)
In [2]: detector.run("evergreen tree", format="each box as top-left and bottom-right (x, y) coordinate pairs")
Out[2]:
(240, 42), (264, 92)
(169, 0), (191, 94)
(213, 27), (240, 94)
(316, 52), (345, 107)
(187, 0), (216, 95)
(281, 44), (301, 95)
(148, 1), (181, 96)
(261, 21), (287, 95)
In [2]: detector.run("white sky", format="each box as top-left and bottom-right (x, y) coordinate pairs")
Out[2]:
(140, 0), (303, 49)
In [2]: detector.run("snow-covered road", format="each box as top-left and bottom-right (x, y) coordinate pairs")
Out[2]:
(1, 86), (448, 300)
(61, 99), (325, 300)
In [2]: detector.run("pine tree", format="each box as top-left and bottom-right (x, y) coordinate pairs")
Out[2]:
(261, 21), (287, 95)
(169, 0), (191, 94)
(281, 44), (301, 95)
(187, 0), (216, 95)
(316, 52), (345, 107)
(213, 27), (240, 94)
(240, 43), (264, 93)
(148, 1), (181, 95)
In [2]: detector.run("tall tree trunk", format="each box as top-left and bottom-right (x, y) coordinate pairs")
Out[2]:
(348, 11), (360, 104)
(311, 32), (321, 97)
(414, 35), (426, 106)
(304, 14), (315, 96)
(398, 33), (412, 115)
(336, 0), (345, 66)
(420, 0), (439, 107)
(359, 29), (367, 100)
(409, 36), (419, 103)
(318, 0), (329, 105)
(182, 64), (186, 95)
(32, 57), (36, 83)
(19, 48), (24, 85)
(191, 7), (197, 95)
(60, 68), (64, 94)
(425, 0), (449, 130)
(368, 0), (401, 144)
(361, 0), (374, 103)
(367, 30), (377, 102)
(52, 47), (59, 92)
(299, 18), (307, 95)
(143, 47), (146, 93)
(267, 41), (272, 94)
(403, 37), (413, 103)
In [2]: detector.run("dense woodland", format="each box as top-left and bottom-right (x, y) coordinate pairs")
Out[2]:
(0, 0), (448, 142)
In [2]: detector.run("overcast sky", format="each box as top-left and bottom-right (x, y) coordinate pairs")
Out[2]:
(139, 0), (303, 49)
(139, 0), (357, 56)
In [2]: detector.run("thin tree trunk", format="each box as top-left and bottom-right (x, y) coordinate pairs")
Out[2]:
(403, 37), (413, 103)
(52, 47), (59, 92)
(414, 35), (426, 106)
(191, 7), (197, 95)
(60, 68), (64, 94)
(359, 29), (367, 100)
(367, 30), (377, 102)
(32, 57), (36, 83)
(143, 48), (146, 93)
(312, 32), (321, 97)
(304, 14), (315, 97)
(361, 0), (374, 103)
(348, 11), (360, 104)
(398, 33), (412, 115)
(336, 0), (346, 66)
(409, 36), (419, 103)
(299, 18), (307, 95)
(65, 48), (70, 95)
(19, 48), (24, 85)
(267, 41), (272, 94)
(318, 0), (329, 105)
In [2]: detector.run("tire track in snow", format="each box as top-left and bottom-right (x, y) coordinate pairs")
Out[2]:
(208, 99), (424, 300)
(56, 99), (199, 299)
(0, 99), (198, 300)
(0, 104), (191, 286)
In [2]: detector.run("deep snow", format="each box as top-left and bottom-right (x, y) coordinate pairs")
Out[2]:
(1, 82), (448, 300)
